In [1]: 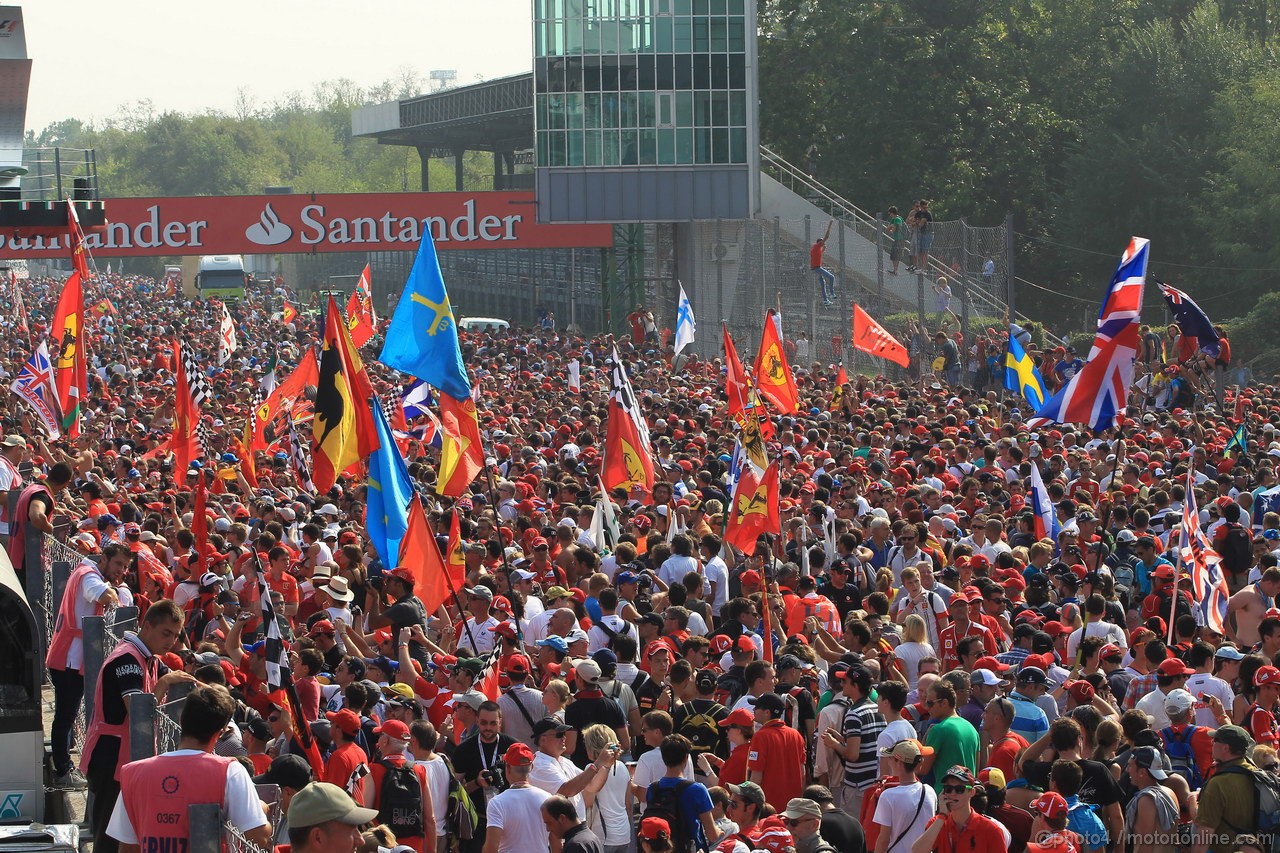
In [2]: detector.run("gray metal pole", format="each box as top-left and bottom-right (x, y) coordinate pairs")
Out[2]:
(876, 214), (885, 298)
(188, 804), (224, 853)
(838, 218), (848, 361)
(716, 219), (725, 338)
(570, 248), (577, 332)
(129, 692), (158, 762)
(1005, 213), (1016, 320)
(82, 616), (106, 728)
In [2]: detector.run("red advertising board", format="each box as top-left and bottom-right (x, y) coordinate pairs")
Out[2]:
(0, 192), (613, 257)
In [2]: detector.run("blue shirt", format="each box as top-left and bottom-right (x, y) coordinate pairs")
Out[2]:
(647, 777), (715, 851)
(1008, 691), (1050, 743)
(1135, 556), (1172, 597)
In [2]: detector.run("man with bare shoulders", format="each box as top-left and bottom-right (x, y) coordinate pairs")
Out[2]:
(1227, 567), (1280, 648)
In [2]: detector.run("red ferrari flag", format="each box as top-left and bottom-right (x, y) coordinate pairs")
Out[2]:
(50, 271), (87, 438)
(831, 365), (849, 412)
(252, 349), (319, 450)
(445, 510), (468, 591)
(436, 392), (484, 498)
(753, 311), (800, 414)
(171, 338), (209, 476)
(345, 264), (378, 347)
(724, 460), (780, 552)
(311, 297), (379, 493)
(723, 325), (752, 420)
(602, 393), (657, 498)
(399, 496), (454, 616)
(281, 303), (298, 325)
(67, 202), (91, 281)
(852, 305), (910, 367)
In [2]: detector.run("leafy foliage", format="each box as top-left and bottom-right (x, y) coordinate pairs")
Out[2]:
(758, 0), (1280, 331)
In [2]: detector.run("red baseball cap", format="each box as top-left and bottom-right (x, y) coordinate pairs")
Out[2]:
(1157, 658), (1195, 677)
(325, 709), (361, 736)
(504, 743), (536, 766)
(1256, 665), (1280, 688)
(974, 656), (1010, 673)
(373, 719), (411, 741)
(1029, 791), (1069, 821)
(718, 708), (755, 728)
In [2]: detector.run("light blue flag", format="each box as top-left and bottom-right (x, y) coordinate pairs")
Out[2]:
(379, 233), (472, 400)
(366, 397), (414, 569)
(1004, 331), (1048, 408)
(674, 284), (696, 356)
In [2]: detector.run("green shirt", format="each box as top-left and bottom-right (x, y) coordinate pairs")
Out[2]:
(1197, 757), (1258, 853)
(888, 215), (905, 243)
(924, 714), (980, 791)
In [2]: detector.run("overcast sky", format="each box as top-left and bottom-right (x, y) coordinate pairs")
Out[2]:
(23, 0), (532, 131)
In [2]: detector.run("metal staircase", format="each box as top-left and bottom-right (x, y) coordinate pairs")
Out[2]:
(757, 145), (1060, 344)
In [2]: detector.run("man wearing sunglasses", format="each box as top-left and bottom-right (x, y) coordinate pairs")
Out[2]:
(910, 766), (1006, 853)
(780, 799), (836, 853)
(527, 716), (613, 819)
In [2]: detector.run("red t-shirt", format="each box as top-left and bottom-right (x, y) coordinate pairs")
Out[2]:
(747, 720), (806, 809)
(1247, 704), (1279, 749)
(323, 740), (369, 804)
(810, 241), (824, 269)
(925, 811), (1008, 853)
(988, 732), (1029, 781)
(938, 621), (998, 671)
(720, 742), (749, 786)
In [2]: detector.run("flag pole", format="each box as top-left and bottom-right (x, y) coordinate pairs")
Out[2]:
(429, 498), (481, 655)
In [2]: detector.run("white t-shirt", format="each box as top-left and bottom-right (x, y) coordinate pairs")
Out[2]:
(589, 615), (639, 653)
(64, 563), (109, 671)
(893, 642), (937, 689)
(529, 751), (586, 817)
(632, 750), (693, 790)
(412, 753), (452, 836)
(872, 780), (938, 853)
(1185, 672), (1236, 729)
(106, 750), (267, 842)
(486, 784), (552, 853)
(1065, 621), (1128, 662)
(703, 556), (730, 610)
(589, 761), (633, 845)
(658, 554), (700, 586)
(878, 719), (918, 755)
(1135, 687), (1172, 730)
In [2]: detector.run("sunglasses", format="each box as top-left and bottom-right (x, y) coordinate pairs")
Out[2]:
(941, 784), (972, 794)
(783, 818), (814, 828)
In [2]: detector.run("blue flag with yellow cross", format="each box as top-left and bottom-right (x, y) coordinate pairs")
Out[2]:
(379, 232), (472, 400)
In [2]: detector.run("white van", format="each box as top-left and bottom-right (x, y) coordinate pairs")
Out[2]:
(457, 316), (510, 333)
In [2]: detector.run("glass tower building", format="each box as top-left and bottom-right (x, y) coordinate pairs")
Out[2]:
(533, 0), (757, 222)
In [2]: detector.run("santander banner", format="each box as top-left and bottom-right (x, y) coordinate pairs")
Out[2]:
(0, 192), (613, 257)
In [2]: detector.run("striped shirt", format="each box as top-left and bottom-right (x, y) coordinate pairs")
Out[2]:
(1007, 691), (1050, 743)
(841, 697), (887, 791)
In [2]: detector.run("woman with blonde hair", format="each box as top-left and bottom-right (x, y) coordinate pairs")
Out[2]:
(581, 724), (631, 853)
(893, 613), (936, 688)
(542, 679), (571, 722)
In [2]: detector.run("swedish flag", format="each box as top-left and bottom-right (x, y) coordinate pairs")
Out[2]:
(1005, 332), (1048, 408)
(1227, 424), (1248, 454)
(379, 232), (472, 400)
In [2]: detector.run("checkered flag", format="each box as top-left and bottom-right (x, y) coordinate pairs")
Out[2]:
(257, 568), (290, 691)
(286, 417), (317, 494)
(345, 763), (369, 795)
(179, 337), (211, 408)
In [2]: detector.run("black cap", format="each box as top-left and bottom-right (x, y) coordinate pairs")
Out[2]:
(638, 613), (665, 628)
(694, 669), (718, 691)
(253, 753), (312, 790)
(532, 716), (572, 739)
(747, 693), (787, 714)
(244, 716), (272, 742)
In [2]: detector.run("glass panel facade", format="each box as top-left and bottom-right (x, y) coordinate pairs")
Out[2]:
(534, 0), (749, 167)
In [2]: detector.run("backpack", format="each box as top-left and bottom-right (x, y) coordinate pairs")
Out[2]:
(377, 760), (423, 838)
(1159, 725), (1205, 790)
(860, 776), (899, 849)
(1220, 764), (1280, 845)
(441, 754), (478, 841)
(1220, 523), (1253, 576)
(677, 702), (725, 757)
(714, 671), (746, 707)
(1108, 552), (1138, 600)
(780, 686), (805, 733)
(644, 779), (695, 853)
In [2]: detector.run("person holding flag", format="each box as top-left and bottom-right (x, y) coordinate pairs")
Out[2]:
(674, 283), (696, 359)
(1005, 330), (1048, 408)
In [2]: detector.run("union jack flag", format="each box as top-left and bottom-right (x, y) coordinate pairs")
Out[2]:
(1030, 237), (1148, 432)
(10, 341), (63, 438)
(1178, 468), (1230, 635)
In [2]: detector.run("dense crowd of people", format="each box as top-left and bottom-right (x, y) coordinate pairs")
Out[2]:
(5, 270), (1280, 853)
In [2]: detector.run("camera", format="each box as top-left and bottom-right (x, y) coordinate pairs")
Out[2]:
(480, 760), (508, 792)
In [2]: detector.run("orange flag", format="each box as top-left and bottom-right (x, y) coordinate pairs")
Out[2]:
(281, 303), (298, 325)
(831, 365), (849, 412)
(311, 297), (378, 493)
(852, 305), (910, 367)
(752, 311), (800, 414)
(254, 349), (319, 450)
(723, 325), (752, 421)
(436, 392), (484, 498)
(51, 271), (86, 438)
(724, 460), (780, 552)
(345, 264), (378, 347)
(399, 496), (454, 616)
(602, 393), (656, 498)
(445, 509), (467, 590)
